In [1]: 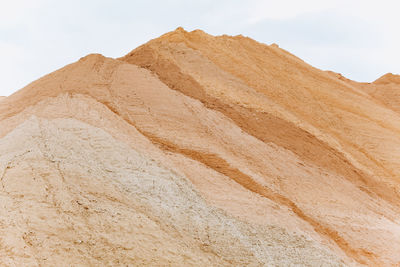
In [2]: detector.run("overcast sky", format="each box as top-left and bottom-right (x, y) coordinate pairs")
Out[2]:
(0, 0), (399, 96)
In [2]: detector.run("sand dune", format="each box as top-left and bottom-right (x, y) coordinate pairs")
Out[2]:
(1, 28), (399, 266)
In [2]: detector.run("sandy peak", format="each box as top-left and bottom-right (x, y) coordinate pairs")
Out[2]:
(374, 72), (400, 85)
(78, 53), (107, 62)
(174, 26), (186, 33)
(157, 27), (211, 44)
(173, 26), (207, 36)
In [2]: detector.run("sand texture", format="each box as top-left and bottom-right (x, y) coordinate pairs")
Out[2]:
(1, 28), (399, 266)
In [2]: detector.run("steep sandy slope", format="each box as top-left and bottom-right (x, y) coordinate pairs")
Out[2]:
(123, 28), (400, 193)
(0, 55), (347, 266)
(120, 28), (400, 266)
(0, 29), (399, 266)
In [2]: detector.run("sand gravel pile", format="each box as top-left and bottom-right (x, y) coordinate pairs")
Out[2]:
(1, 28), (399, 266)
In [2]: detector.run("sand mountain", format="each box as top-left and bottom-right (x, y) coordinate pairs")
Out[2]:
(0, 28), (399, 266)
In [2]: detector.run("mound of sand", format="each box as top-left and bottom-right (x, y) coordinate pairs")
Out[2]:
(374, 73), (400, 85)
(1, 28), (400, 266)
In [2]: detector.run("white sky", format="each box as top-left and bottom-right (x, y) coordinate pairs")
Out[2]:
(0, 0), (399, 96)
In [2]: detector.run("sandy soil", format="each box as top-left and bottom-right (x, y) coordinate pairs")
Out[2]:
(0, 28), (399, 266)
